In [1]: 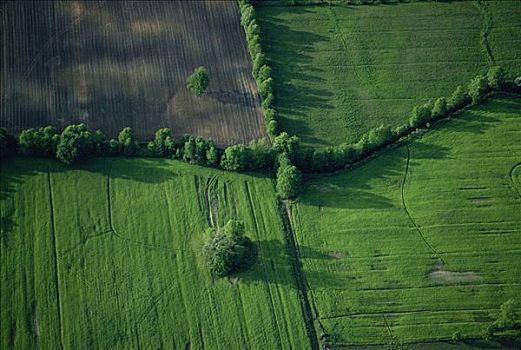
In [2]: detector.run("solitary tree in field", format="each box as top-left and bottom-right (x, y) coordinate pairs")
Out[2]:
(187, 66), (209, 96)
(202, 219), (257, 277)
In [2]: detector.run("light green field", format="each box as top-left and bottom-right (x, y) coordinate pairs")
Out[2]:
(0, 158), (310, 349)
(257, 1), (521, 147)
(291, 94), (521, 347)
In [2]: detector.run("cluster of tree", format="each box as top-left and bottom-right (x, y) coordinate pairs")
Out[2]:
(239, 0), (278, 136)
(186, 66), (209, 96)
(408, 67), (505, 131)
(276, 153), (302, 199)
(202, 219), (257, 277)
(220, 137), (274, 171)
(481, 299), (519, 341)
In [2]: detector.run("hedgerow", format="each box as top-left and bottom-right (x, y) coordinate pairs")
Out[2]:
(239, 0), (279, 138)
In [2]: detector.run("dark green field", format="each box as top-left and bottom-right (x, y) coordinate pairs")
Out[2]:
(257, 1), (521, 147)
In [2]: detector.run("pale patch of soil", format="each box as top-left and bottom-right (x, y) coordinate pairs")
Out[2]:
(328, 251), (345, 259)
(429, 265), (481, 285)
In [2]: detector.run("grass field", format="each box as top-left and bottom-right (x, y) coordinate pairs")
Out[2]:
(0, 1), (265, 146)
(257, 1), (521, 147)
(291, 94), (521, 347)
(0, 158), (310, 349)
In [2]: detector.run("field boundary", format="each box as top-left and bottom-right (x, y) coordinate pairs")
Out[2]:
(46, 168), (64, 350)
(278, 200), (319, 350)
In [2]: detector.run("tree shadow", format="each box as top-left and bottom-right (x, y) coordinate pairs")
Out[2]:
(237, 238), (347, 290)
(257, 7), (335, 142)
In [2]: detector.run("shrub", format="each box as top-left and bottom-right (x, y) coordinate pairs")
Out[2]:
(252, 53), (265, 78)
(272, 132), (300, 161)
(276, 154), (302, 199)
(432, 97), (448, 118)
(248, 138), (274, 169)
(257, 65), (272, 85)
(18, 126), (59, 156)
(468, 74), (489, 104)
(220, 144), (251, 171)
(451, 331), (462, 342)
(448, 85), (468, 110)
(202, 220), (257, 277)
(148, 128), (175, 157)
(409, 104), (432, 128)
(487, 66), (505, 90)
(118, 127), (139, 156)
(494, 299), (518, 329)
(206, 140), (219, 167)
(187, 66), (209, 96)
(56, 124), (95, 164)
(0, 128), (17, 158)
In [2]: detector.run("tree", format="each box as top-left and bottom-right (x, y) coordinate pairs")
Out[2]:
(468, 74), (489, 104)
(18, 126), (59, 156)
(448, 85), (468, 110)
(494, 299), (518, 329)
(118, 127), (139, 156)
(272, 132), (300, 160)
(206, 140), (219, 166)
(276, 154), (302, 199)
(432, 97), (448, 117)
(487, 66), (505, 90)
(148, 128), (175, 157)
(187, 66), (209, 96)
(56, 124), (95, 164)
(202, 220), (257, 277)
(409, 104), (432, 128)
(0, 128), (17, 158)
(220, 144), (251, 171)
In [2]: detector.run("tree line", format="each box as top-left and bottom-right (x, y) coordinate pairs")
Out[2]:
(239, 0), (278, 137)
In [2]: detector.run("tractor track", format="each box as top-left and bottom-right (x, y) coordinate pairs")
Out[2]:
(401, 145), (444, 264)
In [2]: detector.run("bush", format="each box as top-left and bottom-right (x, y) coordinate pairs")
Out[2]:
(409, 104), (432, 128)
(202, 220), (257, 277)
(148, 128), (175, 157)
(495, 299), (518, 329)
(276, 154), (302, 199)
(248, 138), (274, 169)
(468, 74), (489, 104)
(432, 97), (448, 118)
(448, 85), (468, 110)
(187, 66), (209, 96)
(451, 331), (462, 342)
(220, 144), (251, 171)
(56, 124), (96, 164)
(18, 126), (59, 156)
(206, 140), (219, 167)
(257, 65), (272, 85)
(0, 128), (17, 158)
(487, 66), (505, 90)
(272, 132), (300, 161)
(118, 127), (139, 156)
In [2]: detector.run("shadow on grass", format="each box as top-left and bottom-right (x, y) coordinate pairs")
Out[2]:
(257, 7), (335, 142)
(237, 238), (347, 289)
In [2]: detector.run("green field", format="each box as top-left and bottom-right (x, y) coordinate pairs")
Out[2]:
(291, 94), (521, 347)
(0, 158), (310, 349)
(257, 1), (521, 147)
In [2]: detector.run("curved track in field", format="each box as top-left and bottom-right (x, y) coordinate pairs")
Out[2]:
(106, 160), (183, 255)
(400, 145), (444, 263)
(509, 162), (521, 200)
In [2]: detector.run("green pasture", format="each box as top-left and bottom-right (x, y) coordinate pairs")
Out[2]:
(257, 1), (521, 147)
(0, 158), (310, 349)
(292, 94), (521, 346)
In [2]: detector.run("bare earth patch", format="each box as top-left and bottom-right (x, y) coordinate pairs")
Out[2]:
(429, 265), (481, 285)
